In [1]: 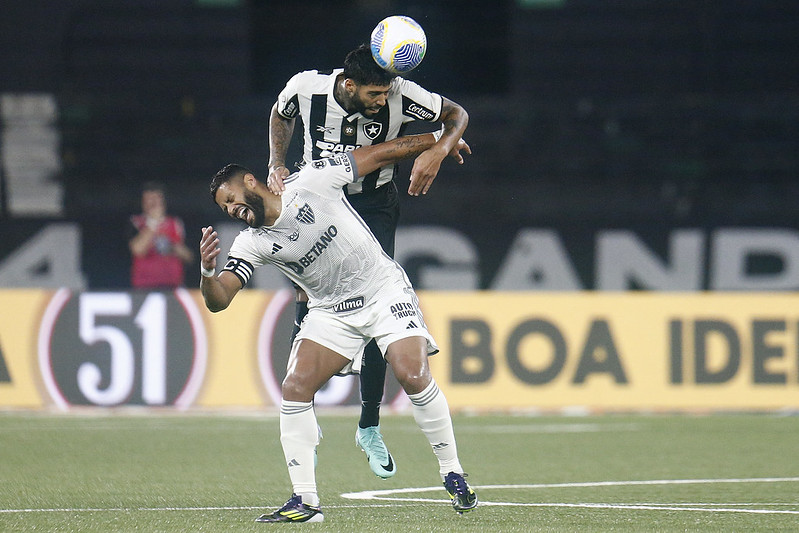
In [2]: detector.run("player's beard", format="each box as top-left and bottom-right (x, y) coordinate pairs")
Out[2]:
(243, 189), (267, 227)
(352, 93), (383, 117)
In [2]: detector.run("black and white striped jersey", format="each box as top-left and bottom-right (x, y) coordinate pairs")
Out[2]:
(275, 68), (443, 195)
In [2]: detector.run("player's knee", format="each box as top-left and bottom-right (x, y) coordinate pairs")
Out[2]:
(281, 374), (314, 402)
(394, 367), (431, 396)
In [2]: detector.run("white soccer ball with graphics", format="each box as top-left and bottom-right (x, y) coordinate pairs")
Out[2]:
(370, 15), (427, 75)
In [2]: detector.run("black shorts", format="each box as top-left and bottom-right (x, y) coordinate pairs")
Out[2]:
(345, 181), (400, 258)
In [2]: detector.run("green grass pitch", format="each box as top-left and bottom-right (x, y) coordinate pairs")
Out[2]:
(1, 412), (798, 532)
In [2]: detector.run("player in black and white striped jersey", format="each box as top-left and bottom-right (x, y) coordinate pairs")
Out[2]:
(267, 44), (468, 480)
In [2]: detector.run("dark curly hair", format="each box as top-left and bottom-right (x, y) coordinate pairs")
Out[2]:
(343, 44), (395, 87)
(210, 163), (250, 200)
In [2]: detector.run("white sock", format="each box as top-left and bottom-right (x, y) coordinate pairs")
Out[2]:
(280, 400), (320, 506)
(407, 379), (463, 478)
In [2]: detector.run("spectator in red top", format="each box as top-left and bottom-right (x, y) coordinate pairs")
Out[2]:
(129, 181), (193, 289)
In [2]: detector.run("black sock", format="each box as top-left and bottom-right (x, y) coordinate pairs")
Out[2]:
(358, 339), (386, 428)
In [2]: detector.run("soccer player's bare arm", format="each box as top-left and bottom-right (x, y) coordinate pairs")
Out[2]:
(199, 225), (243, 312)
(438, 97), (469, 149)
(408, 97), (469, 196)
(351, 133), (437, 177)
(201, 270), (242, 313)
(351, 133), (471, 185)
(268, 103), (295, 194)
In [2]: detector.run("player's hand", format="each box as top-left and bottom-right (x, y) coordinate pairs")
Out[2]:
(267, 165), (290, 195)
(408, 145), (447, 196)
(200, 226), (222, 272)
(408, 139), (471, 196)
(448, 138), (471, 165)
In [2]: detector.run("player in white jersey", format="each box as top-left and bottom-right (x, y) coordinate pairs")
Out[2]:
(267, 44), (469, 479)
(199, 132), (477, 523)
(224, 153), (419, 313)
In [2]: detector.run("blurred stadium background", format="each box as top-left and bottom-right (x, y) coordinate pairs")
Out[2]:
(4, 2), (799, 528)
(1, 0), (799, 413)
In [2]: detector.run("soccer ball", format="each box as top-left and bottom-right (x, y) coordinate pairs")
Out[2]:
(370, 15), (427, 75)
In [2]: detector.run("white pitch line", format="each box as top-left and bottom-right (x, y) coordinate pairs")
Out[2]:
(0, 504), (406, 514)
(4, 501), (797, 516)
(477, 502), (799, 515)
(340, 477), (799, 516)
(0, 506), (259, 514)
(635, 502), (799, 507)
(4, 478), (799, 516)
(341, 476), (799, 499)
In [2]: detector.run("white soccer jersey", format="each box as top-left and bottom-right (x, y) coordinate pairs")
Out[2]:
(275, 68), (443, 194)
(223, 152), (413, 309)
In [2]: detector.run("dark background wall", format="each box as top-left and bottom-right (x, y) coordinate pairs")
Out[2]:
(1, 0), (798, 288)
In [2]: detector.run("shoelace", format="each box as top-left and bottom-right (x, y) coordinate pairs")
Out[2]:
(279, 495), (302, 512)
(446, 474), (470, 495)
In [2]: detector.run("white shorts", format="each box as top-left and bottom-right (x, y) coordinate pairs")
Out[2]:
(295, 288), (438, 374)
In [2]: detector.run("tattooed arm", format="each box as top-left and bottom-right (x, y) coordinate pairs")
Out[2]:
(407, 97), (469, 196)
(267, 102), (295, 195)
(351, 133), (470, 180)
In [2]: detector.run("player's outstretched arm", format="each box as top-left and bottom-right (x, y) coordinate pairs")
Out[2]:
(352, 133), (470, 185)
(409, 97), (469, 196)
(199, 225), (243, 312)
(267, 103), (294, 195)
(351, 133), (437, 178)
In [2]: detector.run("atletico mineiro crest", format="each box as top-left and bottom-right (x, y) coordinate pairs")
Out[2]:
(296, 203), (315, 224)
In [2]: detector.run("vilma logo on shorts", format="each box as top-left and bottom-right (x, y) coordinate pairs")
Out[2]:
(333, 296), (364, 313)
